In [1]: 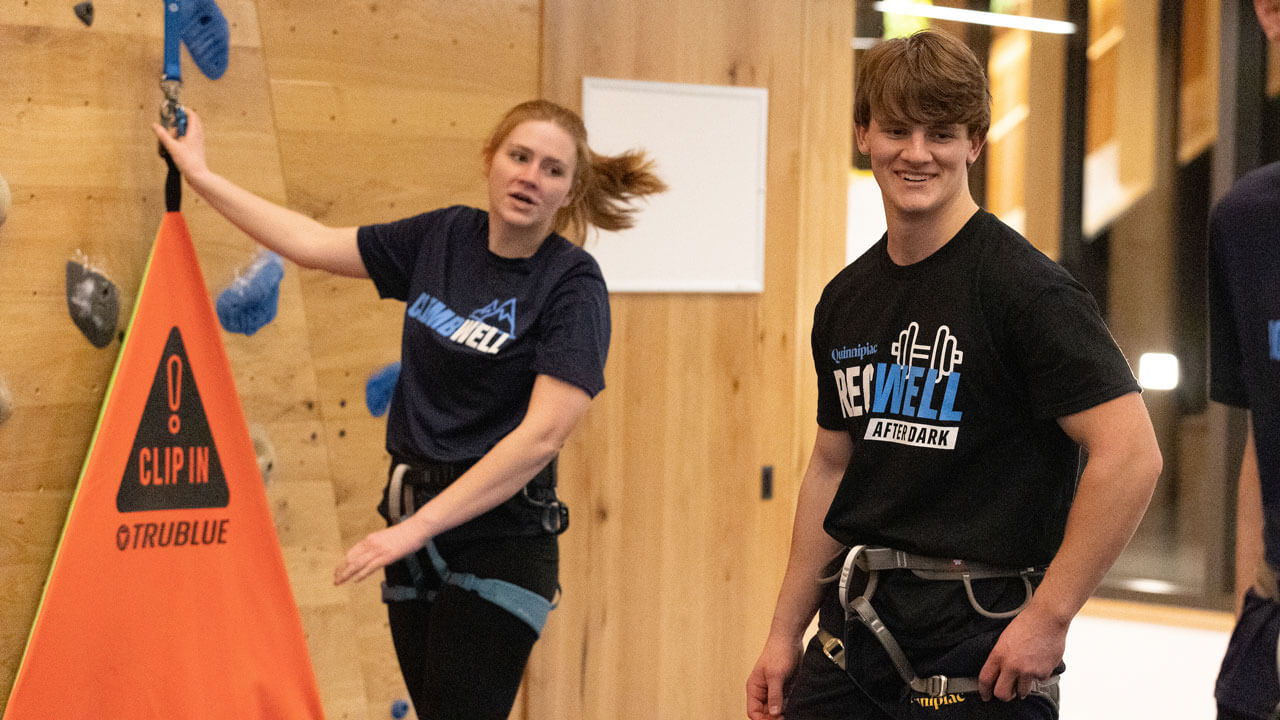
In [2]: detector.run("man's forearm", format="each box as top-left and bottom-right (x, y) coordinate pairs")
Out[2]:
(1236, 419), (1263, 613)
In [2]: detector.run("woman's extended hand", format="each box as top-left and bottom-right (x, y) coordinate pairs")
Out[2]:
(334, 522), (428, 586)
(151, 108), (211, 179)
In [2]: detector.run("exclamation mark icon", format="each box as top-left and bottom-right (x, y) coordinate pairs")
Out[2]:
(167, 354), (182, 435)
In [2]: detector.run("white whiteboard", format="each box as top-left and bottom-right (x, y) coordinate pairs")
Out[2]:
(582, 77), (768, 293)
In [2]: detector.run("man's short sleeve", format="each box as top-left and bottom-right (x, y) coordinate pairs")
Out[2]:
(1010, 282), (1141, 420)
(812, 296), (846, 431)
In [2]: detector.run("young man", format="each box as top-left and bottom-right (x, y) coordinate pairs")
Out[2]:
(1210, 7), (1280, 720)
(746, 30), (1162, 719)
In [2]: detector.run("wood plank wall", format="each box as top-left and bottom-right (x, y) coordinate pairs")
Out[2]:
(534, 3), (850, 717)
(0, 2), (850, 719)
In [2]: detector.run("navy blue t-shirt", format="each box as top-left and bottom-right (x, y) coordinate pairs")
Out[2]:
(813, 210), (1139, 568)
(358, 205), (610, 464)
(1209, 161), (1280, 569)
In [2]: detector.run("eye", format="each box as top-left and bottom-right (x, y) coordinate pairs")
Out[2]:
(509, 149), (529, 162)
(546, 165), (566, 177)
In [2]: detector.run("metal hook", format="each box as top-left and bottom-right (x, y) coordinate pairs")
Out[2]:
(158, 77), (187, 138)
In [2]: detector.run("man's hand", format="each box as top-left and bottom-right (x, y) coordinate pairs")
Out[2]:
(746, 635), (802, 719)
(977, 606), (1067, 701)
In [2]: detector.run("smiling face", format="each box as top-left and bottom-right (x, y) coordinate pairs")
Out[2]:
(486, 120), (577, 238)
(856, 116), (984, 222)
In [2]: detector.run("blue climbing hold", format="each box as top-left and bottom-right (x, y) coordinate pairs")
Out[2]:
(365, 362), (400, 417)
(179, 0), (230, 80)
(390, 699), (410, 719)
(216, 250), (284, 336)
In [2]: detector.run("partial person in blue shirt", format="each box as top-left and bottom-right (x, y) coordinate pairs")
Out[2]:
(1210, 7), (1280, 720)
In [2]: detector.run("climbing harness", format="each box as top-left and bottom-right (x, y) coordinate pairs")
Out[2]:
(816, 545), (1060, 699)
(380, 461), (567, 635)
(519, 479), (570, 536)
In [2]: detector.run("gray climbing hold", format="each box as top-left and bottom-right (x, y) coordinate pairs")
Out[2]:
(74, 1), (94, 26)
(0, 374), (12, 425)
(65, 256), (119, 348)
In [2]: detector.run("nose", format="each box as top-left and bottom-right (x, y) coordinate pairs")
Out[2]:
(901, 131), (930, 163)
(516, 162), (540, 185)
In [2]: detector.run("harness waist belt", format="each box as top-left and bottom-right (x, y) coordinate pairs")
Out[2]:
(815, 628), (980, 696)
(381, 463), (557, 635)
(398, 461), (471, 494)
(828, 544), (1058, 699)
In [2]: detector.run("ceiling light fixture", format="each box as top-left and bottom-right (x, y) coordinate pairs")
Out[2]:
(872, 1), (1077, 35)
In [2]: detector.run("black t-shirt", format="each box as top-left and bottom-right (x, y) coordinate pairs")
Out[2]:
(1209, 161), (1280, 568)
(358, 205), (610, 464)
(813, 210), (1139, 567)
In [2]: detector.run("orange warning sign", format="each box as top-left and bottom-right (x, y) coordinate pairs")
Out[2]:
(117, 326), (229, 511)
(4, 213), (324, 719)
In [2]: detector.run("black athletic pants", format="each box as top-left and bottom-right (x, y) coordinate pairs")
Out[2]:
(1216, 588), (1280, 720)
(385, 533), (558, 720)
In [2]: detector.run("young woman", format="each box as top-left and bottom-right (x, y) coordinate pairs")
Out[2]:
(154, 99), (664, 718)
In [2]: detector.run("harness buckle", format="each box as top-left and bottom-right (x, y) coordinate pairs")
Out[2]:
(921, 675), (950, 697)
(819, 631), (845, 668)
(521, 486), (570, 535)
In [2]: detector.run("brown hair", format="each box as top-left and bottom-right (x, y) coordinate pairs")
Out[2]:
(854, 30), (991, 139)
(482, 99), (668, 245)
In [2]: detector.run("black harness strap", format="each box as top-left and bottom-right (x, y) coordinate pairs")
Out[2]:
(160, 147), (181, 212)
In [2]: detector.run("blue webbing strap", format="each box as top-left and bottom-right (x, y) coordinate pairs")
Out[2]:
(163, 0), (182, 82)
(379, 463), (556, 635)
(380, 542), (555, 636)
(158, 1), (186, 210)
(425, 541), (554, 634)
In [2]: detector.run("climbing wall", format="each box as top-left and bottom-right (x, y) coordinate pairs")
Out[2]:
(0, 1), (538, 717)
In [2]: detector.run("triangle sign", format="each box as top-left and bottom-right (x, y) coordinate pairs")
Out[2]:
(117, 326), (229, 512)
(4, 213), (324, 719)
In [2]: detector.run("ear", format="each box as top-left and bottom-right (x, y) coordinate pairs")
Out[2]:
(855, 123), (871, 155)
(966, 130), (987, 166)
(1257, 0), (1280, 42)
